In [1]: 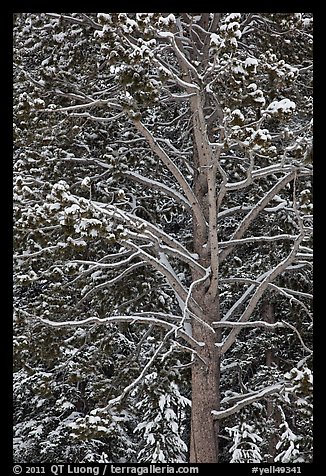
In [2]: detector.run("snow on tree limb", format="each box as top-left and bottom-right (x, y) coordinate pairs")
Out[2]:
(90, 202), (198, 268)
(219, 234), (298, 248)
(158, 31), (200, 79)
(77, 261), (147, 305)
(122, 170), (191, 209)
(212, 384), (285, 420)
(37, 314), (204, 351)
(45, 12), (102, 30)
(132, 119), (207, 233)
(122, 240), (204, 319)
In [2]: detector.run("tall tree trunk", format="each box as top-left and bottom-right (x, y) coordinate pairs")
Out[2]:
(189, 141), (221, 462)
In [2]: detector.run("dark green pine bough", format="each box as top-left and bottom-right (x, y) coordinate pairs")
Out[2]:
(13, 13), (312, 463)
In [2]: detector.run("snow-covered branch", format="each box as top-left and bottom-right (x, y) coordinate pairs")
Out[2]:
(122, 170), (191, 209)
(72, 251), (141, 270)
(206, 162), (219, 298)
(45, 99), (120, 113)
(66, 111), (124, 123)
(159, 31), (199, 78)
(14, 243), (66, 260)
(218, 202), (291, 219)
(212, 384), (284, 420)
(153, 56), (200, 92)
(39, 312), (197, 347)
(91, 202), (199, 269)
(221, 270), (270, 324)
(181, 267), (211, 330)
(98, 329), (177, 411)
(63, 251), (139, 287)
(132, 119), (207, 233)
(122, 240), (203, 319)
(225, 155), (254, 191)
(220, 277), (312, 319)
(77, 261), (146, 304)
(219, 234), (298, 248)
(158, 243), (205, 276)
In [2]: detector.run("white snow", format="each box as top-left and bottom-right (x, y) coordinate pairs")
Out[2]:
(247, 83), (257, 92)
(97, 13), (111, 22)
(266, 98), (296, 115)
(225, 13), (241, 22)
(245, 57), (258, 67)
(61, 401), (74, 410)
(158, 394), (166, 411)
(65, 204), (80, 215)
(231, 109), (245, 122)
(158, 14), (176, 26)
(230, 37), (239, 47)
(49, 202), (61, 211)
(227, 22), (240, 31)
(210, 33), (223, 47)
(53, 32), (65, 43)
(157, 31), (174, 39)
(250, 129), (271, 142)
(81, 176), (91, 188)
(88, 415), (101, 424)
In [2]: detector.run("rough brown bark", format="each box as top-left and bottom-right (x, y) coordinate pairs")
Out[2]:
(190, 319), (220, 462)
(189, 141), (221, 462)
